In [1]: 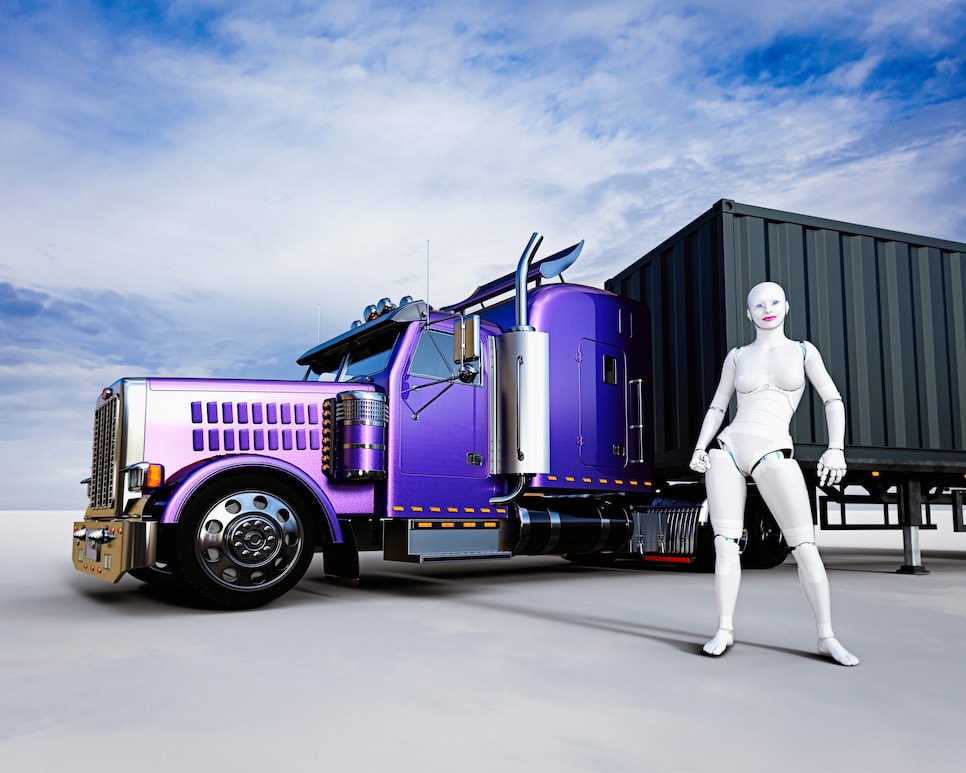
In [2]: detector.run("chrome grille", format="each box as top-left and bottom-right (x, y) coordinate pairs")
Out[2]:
(635, 505), (703, 554)
(334, 392), (388, 424)
(663, 506), (702, 554)
(90, 394), (119, 510)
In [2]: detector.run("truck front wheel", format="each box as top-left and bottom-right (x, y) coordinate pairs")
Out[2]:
(175, 474), (319, 609)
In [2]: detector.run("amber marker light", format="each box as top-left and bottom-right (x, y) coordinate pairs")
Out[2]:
(127, 462), (165, 492)
(145, 464), (163, 489)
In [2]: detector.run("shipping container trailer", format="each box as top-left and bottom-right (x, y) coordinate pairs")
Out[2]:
(607, 199), (966, 571)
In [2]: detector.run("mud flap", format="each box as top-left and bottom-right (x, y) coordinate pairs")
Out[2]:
(322, 541), (360, 586)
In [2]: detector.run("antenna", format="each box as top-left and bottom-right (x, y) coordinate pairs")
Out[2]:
(317, 304), (321, 344)
(426, 239), (430, 313)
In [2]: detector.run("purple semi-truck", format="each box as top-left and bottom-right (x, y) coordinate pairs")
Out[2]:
(72, 234), (781, 609)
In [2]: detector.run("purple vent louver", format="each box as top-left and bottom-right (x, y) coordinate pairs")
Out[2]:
(189, 400), (323, 455)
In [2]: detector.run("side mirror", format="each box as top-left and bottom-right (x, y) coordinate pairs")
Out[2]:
(458, 362), (479, 384)
(454, 315), (480, 363)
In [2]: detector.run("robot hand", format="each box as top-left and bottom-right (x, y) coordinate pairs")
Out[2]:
(817, 448), (847, 486)
(690, 449), (711, 474)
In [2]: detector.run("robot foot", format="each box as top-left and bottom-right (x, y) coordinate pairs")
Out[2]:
(818, 637), (859, 666)
(703, 628), (734, 656)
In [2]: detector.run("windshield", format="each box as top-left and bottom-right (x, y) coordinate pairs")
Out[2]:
(304, 331), (401, 382)
(338, 332), (400, 382)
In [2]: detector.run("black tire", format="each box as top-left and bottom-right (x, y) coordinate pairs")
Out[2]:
(740, 498), (790, 569)
(174, 473), (319, 609)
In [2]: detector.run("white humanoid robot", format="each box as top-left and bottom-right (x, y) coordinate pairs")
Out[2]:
(689, 281), (859, 666)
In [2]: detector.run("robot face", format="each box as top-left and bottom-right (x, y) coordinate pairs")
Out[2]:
(746, 282), (789, 330)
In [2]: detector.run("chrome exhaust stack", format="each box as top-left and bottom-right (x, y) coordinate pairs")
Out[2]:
(491, 233), (553, 504)
(512, 233), (544, 331)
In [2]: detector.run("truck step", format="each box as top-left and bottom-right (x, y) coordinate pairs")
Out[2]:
(383, 518), (509, 563)
(413, 550), (513, 564)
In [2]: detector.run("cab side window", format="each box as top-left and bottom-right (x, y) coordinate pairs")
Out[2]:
(409, 329), (480, 384)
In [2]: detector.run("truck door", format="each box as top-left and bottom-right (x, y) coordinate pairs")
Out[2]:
(577, 338), (627, 469)
(398, 327), (487, 478)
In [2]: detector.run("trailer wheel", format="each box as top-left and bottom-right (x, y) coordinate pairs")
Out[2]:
(741, 500), (789, 569)
(175, 474), (319, 609)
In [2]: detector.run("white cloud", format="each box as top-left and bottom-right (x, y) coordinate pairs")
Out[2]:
(1, 0), (964, 507)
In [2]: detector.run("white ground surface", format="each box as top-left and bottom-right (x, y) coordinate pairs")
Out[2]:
(2, 511), (965, 772)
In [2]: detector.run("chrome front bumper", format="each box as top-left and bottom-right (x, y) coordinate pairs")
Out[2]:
(71, 519), (157, 583)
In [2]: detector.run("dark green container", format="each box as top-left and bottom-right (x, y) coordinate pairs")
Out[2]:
(606, 199), (966, 483)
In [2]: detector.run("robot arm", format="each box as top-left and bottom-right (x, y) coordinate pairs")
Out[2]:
(803, 342), (847, 486)
(689, 351), (737, 473)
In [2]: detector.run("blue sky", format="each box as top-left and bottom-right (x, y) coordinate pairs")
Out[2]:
(1, 0), (964, 509)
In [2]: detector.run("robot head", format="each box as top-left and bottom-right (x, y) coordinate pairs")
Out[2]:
(746, 282), (789, 330)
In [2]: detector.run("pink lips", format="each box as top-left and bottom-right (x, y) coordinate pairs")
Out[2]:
(763, 314), (777, 321)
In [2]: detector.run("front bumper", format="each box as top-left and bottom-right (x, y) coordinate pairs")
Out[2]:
(71, 519), (157, 583)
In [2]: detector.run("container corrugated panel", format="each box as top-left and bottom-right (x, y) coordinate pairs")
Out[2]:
(606, 199), (966, 477)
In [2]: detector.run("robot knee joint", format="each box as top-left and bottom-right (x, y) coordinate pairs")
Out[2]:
(714, 534), (741, 572)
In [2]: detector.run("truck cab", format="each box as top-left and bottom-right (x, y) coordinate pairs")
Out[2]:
(73, 235), (696, 610)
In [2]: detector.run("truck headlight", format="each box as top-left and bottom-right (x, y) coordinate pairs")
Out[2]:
(125, 462), (165, 492)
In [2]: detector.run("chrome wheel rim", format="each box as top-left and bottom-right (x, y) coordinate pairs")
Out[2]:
(195, 490), (303, 591)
